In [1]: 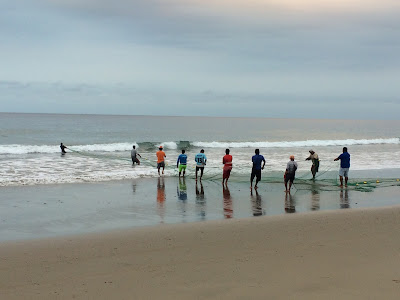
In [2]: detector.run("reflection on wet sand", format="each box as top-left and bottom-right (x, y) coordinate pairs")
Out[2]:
(195, 181), (206, 220)
(311, 183), (320, 211)
(285, 193), (296, 213)
(132, 181), (137, 194)
(157, 177), (166, 223)
(222, 185), (233, 219)
(340, 188), (350, 209)
(250, 189), (263, 216)
(177, 178), (188, 221)
(177, 177), (187, 201)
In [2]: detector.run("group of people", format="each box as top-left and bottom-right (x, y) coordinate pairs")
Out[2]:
(62, 143), (350, 192)
(284, 147), (351, 193)
(131, 145), (351, 193)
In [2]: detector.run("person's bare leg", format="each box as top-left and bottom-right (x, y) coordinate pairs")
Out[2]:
(345, 176), (348, 187)
(339, 175), (343, 187)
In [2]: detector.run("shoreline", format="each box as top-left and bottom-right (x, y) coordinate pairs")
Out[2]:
(1, 206), (400, 299)
(1, 177), (400, 242)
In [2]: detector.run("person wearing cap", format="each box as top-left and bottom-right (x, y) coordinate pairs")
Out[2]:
(284, 155), (298, 193)
(195, 149), (207, 181)
(305, 150), (319, 179)
(156, 146), (166, 176)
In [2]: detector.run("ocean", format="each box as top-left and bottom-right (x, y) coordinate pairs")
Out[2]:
(1, 112), (400, 241)
(1, 112), (400, 186)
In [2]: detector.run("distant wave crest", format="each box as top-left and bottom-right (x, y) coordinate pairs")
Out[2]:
(192, 138), (400, 148)
(0, 138), (398, 154)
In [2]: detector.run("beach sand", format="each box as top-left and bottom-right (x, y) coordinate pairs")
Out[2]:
(1, 206), (400, 299)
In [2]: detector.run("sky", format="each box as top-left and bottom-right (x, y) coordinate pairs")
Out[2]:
(0, 0), (399, 119)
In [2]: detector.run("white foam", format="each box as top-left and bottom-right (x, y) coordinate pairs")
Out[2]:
(160, 142), (178, 149)
(191, 138), (400, 149)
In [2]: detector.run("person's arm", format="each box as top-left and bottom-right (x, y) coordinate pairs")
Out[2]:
(177, 156), (180, 168)
(334, 154), (341, 161)
(305, 155), (311, 161)
(222, 157), (225, 165)
(138, 153), (141, 158)
(262, 159), (266, 170)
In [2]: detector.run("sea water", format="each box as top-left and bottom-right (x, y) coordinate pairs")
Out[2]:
(1, 112), (400, 186)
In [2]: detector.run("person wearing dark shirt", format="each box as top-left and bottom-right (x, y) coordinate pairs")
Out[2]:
(60, 143), (68, 155)
(334, 147), (351, 187)
(250, 149), (265, 190)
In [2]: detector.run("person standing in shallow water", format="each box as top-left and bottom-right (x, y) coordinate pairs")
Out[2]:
(222, 149), (233, 186)
(195, 149), (207, 181)
(250, 149), (265, 190)
(176, 149), (187, 177)
(131, 145), (141, 165)
(284, 155), (298, 194)
(305, 150), (319, 179)
(334, 147), (350, 187)
(60, 143), (68, 155)
(156, 146), (166, 176)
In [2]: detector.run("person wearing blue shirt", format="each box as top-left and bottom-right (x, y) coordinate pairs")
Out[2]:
(195, 149), (207, 181)
(177, 149), (188, 177)
(251, 149), (265, 190)
(334, 147), (351, 187)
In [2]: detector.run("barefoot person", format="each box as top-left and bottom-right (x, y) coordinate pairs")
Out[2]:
(195, 149), (207, 181)
(250, 149), (265, 190)
(284, 155), (298, 193)
(156, 146), (166, 176)
(222, 149), (233, 186)
(176, 149), (187, 177)
(131, 145), (142, 165)
(334, 147), (350, 187)
(305, 150), (319, 179)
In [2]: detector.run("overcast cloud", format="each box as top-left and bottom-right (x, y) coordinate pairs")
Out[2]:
(0, 0), (399, 119)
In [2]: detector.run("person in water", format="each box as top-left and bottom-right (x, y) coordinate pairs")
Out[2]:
(60, 143), (68, 154)
(156, 146), (166, 176)
(284, 155), (298, 194)
(250, 149), (265, 190)
(334, 147), (350, 187)
(305, 150), (319, 179)
(131, 145), (142, 165)
(176, 149), (187, 177)
(222, 148), (233, 186)
(195, 149), (207, 181)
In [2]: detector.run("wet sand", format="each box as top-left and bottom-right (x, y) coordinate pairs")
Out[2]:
(1, 176), (400, 241)
(1, 205), (400, 299)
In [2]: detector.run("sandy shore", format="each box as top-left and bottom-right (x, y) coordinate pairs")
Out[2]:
(1, 206), (400, 299)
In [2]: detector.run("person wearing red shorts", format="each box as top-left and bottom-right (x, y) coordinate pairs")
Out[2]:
(222, 149), (233, 186)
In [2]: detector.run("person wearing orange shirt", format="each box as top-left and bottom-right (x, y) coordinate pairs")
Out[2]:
(156, 146), (166, 176)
